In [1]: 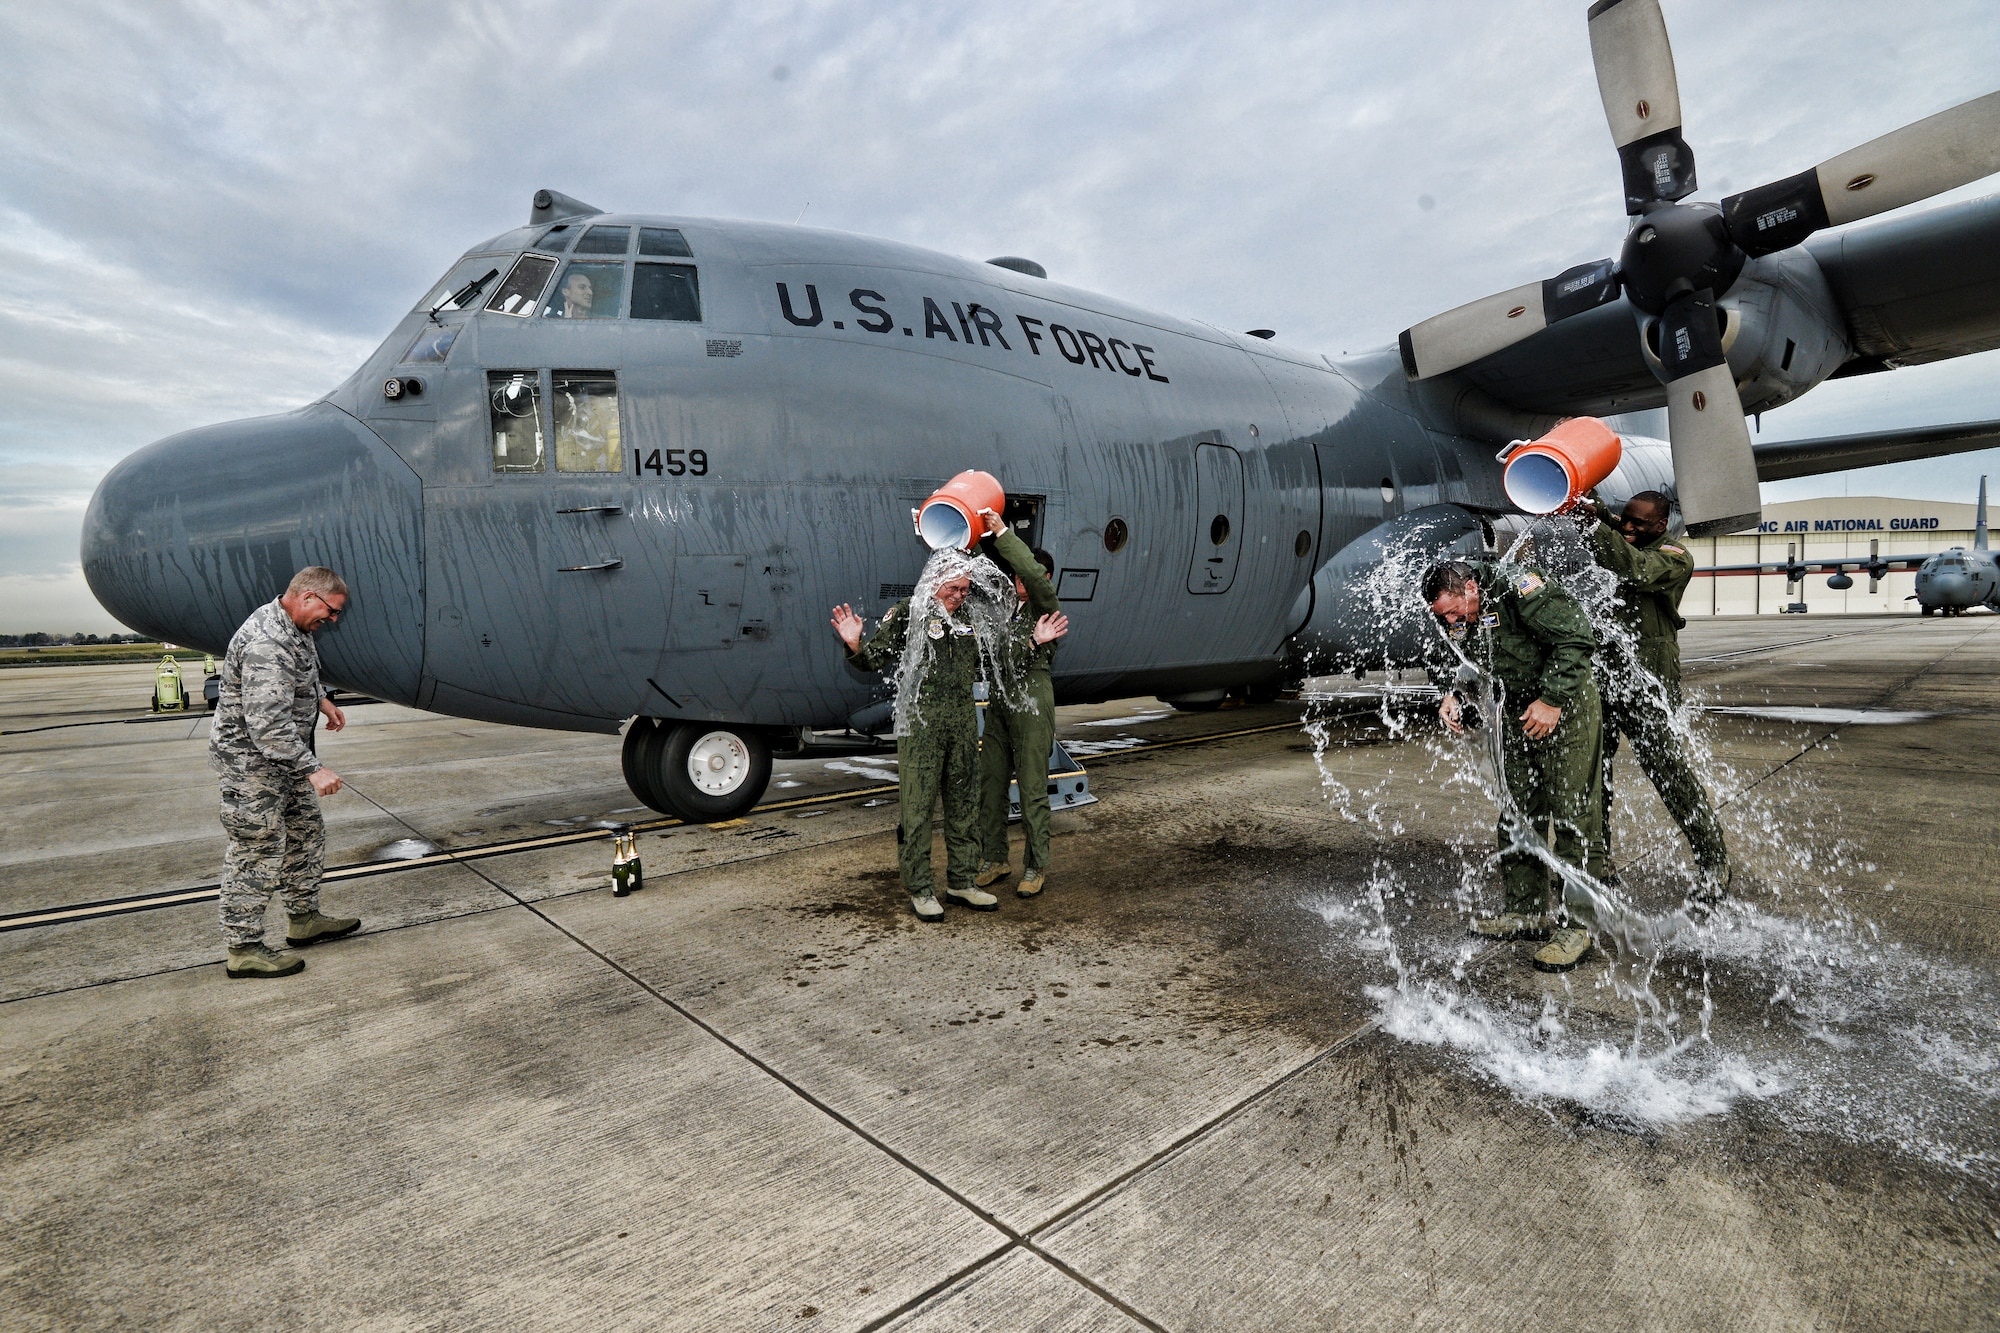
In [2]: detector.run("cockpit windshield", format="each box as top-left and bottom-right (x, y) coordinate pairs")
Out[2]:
(417, 255), (507, 313)
(543, 261), (625, 319)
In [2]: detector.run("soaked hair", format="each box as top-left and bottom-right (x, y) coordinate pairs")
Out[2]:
(286, 566), (349, 598)
(1420, 559), (1478, 604)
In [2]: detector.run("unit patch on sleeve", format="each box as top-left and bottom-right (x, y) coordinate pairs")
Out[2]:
(1660, 543), (1685, 555)
(1514, 572), (1546, 596)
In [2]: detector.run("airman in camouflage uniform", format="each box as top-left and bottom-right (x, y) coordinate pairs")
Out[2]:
(1585, 491), (1731, 902)
(209, 567), (361, 978)
(832, 560), (1000, 921)
(974, 518), (1069, 898)
(1424, 557), (1604, 972)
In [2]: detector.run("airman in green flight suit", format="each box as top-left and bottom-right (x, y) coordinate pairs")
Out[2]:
(1424, 557), (1605, 972)
(833, 561), (1002, 922)
(1584, 490), (1731, 904)
(971, 510), (1070, 897)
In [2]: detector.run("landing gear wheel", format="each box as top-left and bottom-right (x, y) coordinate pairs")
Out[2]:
(654, 723), (771, 823)
(621, 719), (673, 814)
(1239, 680), (1281, 705)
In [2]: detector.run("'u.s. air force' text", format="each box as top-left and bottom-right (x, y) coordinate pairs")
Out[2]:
(774, 283), (1169, 384)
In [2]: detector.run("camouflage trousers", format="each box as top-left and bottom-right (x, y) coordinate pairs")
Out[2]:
(216, 766), (325, 946)
(896, 710), (981, 895)
(978, 674), (1055, 871)
(1496, 679), (1606, 916)
(1600, 675), (1729, 875)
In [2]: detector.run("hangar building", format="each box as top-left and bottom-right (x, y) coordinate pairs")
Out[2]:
(1680, 495), (1981, 617)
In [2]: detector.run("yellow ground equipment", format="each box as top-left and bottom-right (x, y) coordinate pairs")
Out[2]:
(150, 655), (188, 713)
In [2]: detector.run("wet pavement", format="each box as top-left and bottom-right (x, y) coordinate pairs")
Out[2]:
(2, 615), (1995, 1330)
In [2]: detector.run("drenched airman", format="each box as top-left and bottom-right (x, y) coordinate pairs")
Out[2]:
(833, 551), (1012, 920)
(1423, 557), (1604, 972)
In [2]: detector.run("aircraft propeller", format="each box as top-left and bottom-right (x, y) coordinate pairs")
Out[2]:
(1397, 0), (2000, 535)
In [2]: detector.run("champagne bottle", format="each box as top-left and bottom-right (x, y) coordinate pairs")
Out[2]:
(627, 833), (644, 895)
(611, 832), (631, 897)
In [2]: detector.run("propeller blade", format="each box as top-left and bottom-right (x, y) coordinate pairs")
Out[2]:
(1656, 289), (1760, 535)
(1722, 90), (2000, 256)
(1588, 0), (1696, 212)
(1398, 259), (1620, 379)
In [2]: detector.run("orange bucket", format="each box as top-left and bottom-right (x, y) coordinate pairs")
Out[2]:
(1503, 417), (1623, 514)
(913, 470), (1006, 551)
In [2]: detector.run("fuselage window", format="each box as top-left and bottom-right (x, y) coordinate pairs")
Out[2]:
(486, 253), (558, 317)
(544, 261), (626, 319)
(535, 224), (577, 252)
(575, 225), (631, 255)
(553, 371), (621, 474)
(639, 227), (693, 257)
(405, 325), (459, 363)
(488, 371), (545, 472)
(632, 263), (701, 322)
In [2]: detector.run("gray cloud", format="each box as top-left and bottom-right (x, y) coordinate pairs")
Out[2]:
(3, 0), (1998, 630)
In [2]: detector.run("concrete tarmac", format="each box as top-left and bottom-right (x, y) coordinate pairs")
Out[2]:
(2, 616), (1995, 1330)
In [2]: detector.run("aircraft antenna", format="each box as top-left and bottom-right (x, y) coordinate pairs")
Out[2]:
(1978, 475), (1989, 552)
(795, 201), (811, 224)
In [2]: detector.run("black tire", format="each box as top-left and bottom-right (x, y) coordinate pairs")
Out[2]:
(1166, 697), (1223, 713)
(652, 722), (772, 822)
(621, 719), (674, 814)
(1239, 680), (1281, 705)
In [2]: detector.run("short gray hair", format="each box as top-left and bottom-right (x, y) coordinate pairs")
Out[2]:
(286, 566), (349, 598)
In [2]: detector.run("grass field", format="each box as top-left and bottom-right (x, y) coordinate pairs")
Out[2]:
(0, 644), (210, 670)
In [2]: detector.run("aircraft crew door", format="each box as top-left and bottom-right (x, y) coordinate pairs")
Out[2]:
(1187, 442), (1245, 594)
(538, 370), (671, 720)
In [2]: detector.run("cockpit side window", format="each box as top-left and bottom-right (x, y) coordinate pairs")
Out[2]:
(553, 372), (621, 473)
(488, 371), (545, 472)
(405, 325), (459, 363)
(486, 254), (559, 317)
(639, 227), (693, 257)
(574, 225), (631, 255)
(543, 261), (626, 319)
(632, 263), (701, 322)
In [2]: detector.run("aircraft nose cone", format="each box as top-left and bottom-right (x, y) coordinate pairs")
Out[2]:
(82, 403), (425, 704)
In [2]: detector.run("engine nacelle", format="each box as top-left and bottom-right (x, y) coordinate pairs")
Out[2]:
(1639, 247), (1852, 416)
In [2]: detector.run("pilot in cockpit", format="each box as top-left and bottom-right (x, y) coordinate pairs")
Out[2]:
(553, 270), (596, 319)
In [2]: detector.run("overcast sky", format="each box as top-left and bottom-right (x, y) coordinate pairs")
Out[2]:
(4, 0), (1998, 631)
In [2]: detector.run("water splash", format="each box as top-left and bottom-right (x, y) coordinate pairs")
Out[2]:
(882, 547), (1025, 737)
(1300, 515), (2000, 1179)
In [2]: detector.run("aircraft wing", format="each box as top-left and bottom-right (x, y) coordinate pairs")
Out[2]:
(1753, 418), (2000, 482)
(1700, 555), (1933, 576)
(1441, 194), (2000, 422)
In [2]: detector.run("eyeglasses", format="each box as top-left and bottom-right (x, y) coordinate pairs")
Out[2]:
(305, 592), (342, 620)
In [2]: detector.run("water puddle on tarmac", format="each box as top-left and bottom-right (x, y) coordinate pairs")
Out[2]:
(370, 837), (439, 860)
(1704, 705), (1938, 726)
(1301, 519), (2000, 1181)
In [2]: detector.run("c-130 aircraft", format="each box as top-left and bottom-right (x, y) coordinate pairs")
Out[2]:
(82, 0), (2000, 822)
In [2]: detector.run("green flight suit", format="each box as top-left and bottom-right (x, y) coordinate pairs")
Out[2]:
(848, 601), (982, 896)
(1586, 520), (1729, 875)
(1436, 562), (1606, 915)
(979, 529), (1062, 870)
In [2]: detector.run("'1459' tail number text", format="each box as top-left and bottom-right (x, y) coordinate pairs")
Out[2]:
(635, 448), (708, 477)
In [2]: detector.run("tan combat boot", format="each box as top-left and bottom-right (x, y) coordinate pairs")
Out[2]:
(1532, 927), (1593, 972)
(1016, 868), (1046, 898)
(910, 891), (944, 922)
(944, 885), (999, 912)
(1469, 912), (1551, 941)
(225, 942), (304, 979)
(974, 859), (1011, 888)
(287, 910), (361, 947)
